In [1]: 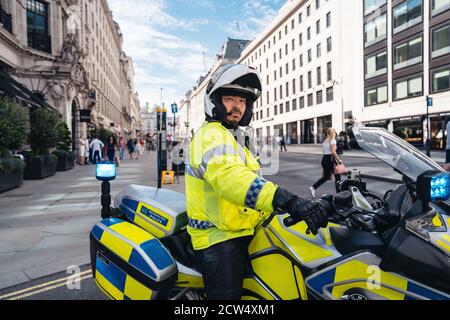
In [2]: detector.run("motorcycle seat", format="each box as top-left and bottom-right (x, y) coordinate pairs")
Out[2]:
(160, 229), (199, 271)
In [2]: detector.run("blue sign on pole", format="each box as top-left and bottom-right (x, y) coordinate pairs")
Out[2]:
(171, 103), (178, 114)
(427, 96), (433, 107)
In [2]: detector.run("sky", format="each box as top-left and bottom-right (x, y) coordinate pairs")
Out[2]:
(107, 0), (286, 112)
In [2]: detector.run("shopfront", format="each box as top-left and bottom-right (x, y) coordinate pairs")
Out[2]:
(393, 117), (423, 148)
(301, 119), (315, 144)
(317, 115), (332, 143)
(286, 121), (298, 144)
(430, 115), (449, 151)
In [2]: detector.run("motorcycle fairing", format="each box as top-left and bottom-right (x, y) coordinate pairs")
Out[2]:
(305, 252), (450, 300)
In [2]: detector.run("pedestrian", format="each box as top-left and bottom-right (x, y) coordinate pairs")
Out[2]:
(185, 64), (327, 300)
(88, 136), (94, 164)
(309, 128), (344, 198)
(89, 135), (104, 164)
(78, 134), (86, 165)
(280, 135), (287, 152)
(446, 119), (450, 163)
(118, 136), (125, 161)
(127, 138), (134, 160)
(84, 136), (90, 165)
(106, 136), (117, 162)
(140, 138), (146, 152)
(134, 139), (142, 160)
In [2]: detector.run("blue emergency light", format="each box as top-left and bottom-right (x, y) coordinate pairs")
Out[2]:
(418, 171), (450, 203)
(96, 161), (116, 181)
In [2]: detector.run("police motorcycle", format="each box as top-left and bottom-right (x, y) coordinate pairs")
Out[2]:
(89, 126), (450, 300)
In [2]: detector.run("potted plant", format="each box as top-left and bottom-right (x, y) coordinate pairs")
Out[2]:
(54, 122), (76, 171)
(23, 107), (59, 180)
(0, 96), (27, 192)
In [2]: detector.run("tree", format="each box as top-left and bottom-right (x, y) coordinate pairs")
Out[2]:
(28, 107), (60, 155)
(56, 122), (72, 152)
(0, 96), (27, 158)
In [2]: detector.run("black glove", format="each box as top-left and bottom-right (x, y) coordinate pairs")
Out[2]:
(273, 188), (328, 235)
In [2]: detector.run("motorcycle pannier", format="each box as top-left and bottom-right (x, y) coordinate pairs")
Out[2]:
(114, 185), (188, 238)
(90, 218), (178, 300)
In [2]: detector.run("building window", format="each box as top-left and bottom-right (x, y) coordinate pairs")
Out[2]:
(280, 85), (283, 99)
(285, 44), (289, 55)
(274, 70), (277, 81)
(280, 103), (284, 114)
(299, 33), (303, 46)
(274, 88), (277, 101)
(292, 38), (295, 51)
(300, 75), (304, 91)
(393, 36), (422, 70)
(286, 101), (290, 112)
(326, 87), (334, 101)
(279, 31), (282, 40)
(393, 74), (423, 100)
(327, 37), (332, 52)
(286, 63), (289, 75)
(26, 0), (50, 53)
(432, 66), (450, 93)
(267, 108), (270, 118)
(365, 84), (388, 106)
(364, 0), (387, 16)
(393, 0), (422, 34)
(299, 12), (303, 23)
(279, 48), (282, 59)
(285, 25), (288, 35)
(365, 50), (387, 79)
(317, 67), (322, 85)
(316, 90), (323, 104)
(267, 91), (270, 104)
(316, 20), (321, 34)
(432, 23), (450, 58)
(316, 0), (320, 9)
(292, 99), (297, 111)
(292, 58), (296, 71)
(364, 13), (387, 47)
(307, 27), (311, 40)
(432, 0), (450, 16)
(327, 62), (332, 81)
(291, 19), (295, 30)
(280, 67), (283, 78)
(286, 82), (289, 97)
(308, 49), (312, 62)
(293, 78), (296, 94)
(260, 110), (263, 119)
(308, 71), (312, 89)
(274, 105), (278, 116)
(307, 5), (311, 16)
(307, 93), (314, 106)
(300, 96), (305, 108)
(300, 54), (304, 67)
(317, 43), (322, 58)
(274, 52), (276, 63)
(326, 12), (331, 27)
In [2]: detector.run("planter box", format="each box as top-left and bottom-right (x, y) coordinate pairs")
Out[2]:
(0, 165), (24, 193)
(23, 156), (57, 180)
(56, 154), (75, 171)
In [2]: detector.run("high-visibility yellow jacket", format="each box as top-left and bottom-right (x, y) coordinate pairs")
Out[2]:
(185, 122), (278, 250)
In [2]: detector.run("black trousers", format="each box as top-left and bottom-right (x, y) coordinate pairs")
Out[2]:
(93, 150), (101, 164)
(313, 155), (334, 189)
(194, 236), (252, 300)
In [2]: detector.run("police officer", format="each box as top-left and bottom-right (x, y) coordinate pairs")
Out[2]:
(185, 64), (328, 300)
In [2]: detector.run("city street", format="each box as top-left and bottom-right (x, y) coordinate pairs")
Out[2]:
(0, 149), (402, 300)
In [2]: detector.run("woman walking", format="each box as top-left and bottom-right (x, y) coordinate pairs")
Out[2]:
(310, 128), (344, 198)
(106, 136), (117, 162)
(79, 135), (86, 165)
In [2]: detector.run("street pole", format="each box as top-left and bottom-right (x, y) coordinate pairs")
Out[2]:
(426, 96), (432, 157)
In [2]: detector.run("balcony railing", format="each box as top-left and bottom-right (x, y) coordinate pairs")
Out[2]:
(0, 5), (12, 33)
(27, 31), (52, 54)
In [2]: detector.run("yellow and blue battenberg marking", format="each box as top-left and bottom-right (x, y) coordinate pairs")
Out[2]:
(90, 218), (178, 300)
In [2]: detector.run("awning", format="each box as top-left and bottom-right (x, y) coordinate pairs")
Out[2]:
(0, 69), (46, 108)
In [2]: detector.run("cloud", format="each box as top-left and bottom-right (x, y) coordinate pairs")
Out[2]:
(107, 0), (212, 107)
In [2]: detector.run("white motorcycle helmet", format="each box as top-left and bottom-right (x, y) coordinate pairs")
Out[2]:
(204, 64), (262, 127)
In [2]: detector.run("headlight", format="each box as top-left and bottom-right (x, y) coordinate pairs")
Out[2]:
(417, 171), (450, 203)
(96, 161), (116, 181)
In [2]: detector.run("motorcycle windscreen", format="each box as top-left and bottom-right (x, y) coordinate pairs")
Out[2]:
(351, 127), (444, 181)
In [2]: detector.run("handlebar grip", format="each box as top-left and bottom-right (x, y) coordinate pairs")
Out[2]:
(283, 216), (298, 227)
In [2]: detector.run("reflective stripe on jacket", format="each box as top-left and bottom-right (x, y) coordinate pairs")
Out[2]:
(185, 122), (278, 250)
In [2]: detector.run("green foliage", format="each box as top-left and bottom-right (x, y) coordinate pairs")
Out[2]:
(28, 108), (61, 156)
(94, 128), (115, 144)
(0, 157), (25, 176)
(56, 122), (72, 152)
(0, 96), (27, 158)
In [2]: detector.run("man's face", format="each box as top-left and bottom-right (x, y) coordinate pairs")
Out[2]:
(221, 95), (246, 126)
